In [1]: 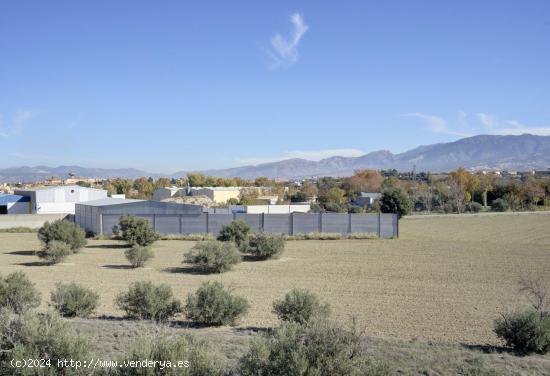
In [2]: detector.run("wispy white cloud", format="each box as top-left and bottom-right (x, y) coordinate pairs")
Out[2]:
(13, 110), (33, 133)
(265, 12), (309, 69)
(477, 113), (550, 136)
(401, 112), (470, 136)
(0, 110), (35, 137)
(478, 113), (498, 129)
(236, 148), (366, 166)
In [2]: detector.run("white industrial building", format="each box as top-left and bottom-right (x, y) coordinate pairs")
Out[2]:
(152, 186), (185, 201)
(14, 185), (108, 214)
(0, 194), (31, 214)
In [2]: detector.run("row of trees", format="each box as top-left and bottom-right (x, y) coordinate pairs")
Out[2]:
(285, 168), (550, 215)
(84, 167), (550, 214)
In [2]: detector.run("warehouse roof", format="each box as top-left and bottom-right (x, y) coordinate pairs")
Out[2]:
(0, 194), (30, 204)
(78, 198), (143, 206)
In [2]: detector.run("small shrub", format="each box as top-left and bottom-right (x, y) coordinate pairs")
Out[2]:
(125, 245), (154, 268)
(491, 198), (509, 212)
(116, 334), (224, 376)
(323, 202), (347, 212)
(184, 240), (241, 273)
(347, 205), (365, 213)
(238, 318), (386, 376)
(50, 282), (99, 318)
(37, 219), (87, 252)
(379, 188), (412, 218)
(0, 309), (90, 375)
(0, 272), (41, 314)
(36, 240), (72, 264)
(244, 233), (285, 260)
(443, 202), (457, 213)
(465, 202), (483, 213)
(115, 281), (183, 321)
(273, 289), (330, 324)
(217, 220), (250, 248)
(119, 215), (160, 246)
(185, 281), (249, 326)
(494, 309), (550, 354)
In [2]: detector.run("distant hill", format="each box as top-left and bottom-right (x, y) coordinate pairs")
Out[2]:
(2, 134), (549, 182)
(194, 134), (550, 179)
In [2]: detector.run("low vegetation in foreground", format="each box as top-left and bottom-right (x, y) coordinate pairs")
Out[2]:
(0, 214), (550, 374)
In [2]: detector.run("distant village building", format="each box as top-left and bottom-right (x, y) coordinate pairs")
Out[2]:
(354, 192), (382, 209)
(14, 185), (108, 214)
(152, 186), (185, 201)
(190, 187), (241, 204)
(152, 186), (283, 205)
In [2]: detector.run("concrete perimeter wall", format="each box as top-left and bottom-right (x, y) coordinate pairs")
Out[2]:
(0, 214), (71, 229)
(98, 212), (399, 238)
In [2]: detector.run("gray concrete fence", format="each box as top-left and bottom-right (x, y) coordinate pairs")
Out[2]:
(0, 214), (71, 229)
(99, 212), (399, 238)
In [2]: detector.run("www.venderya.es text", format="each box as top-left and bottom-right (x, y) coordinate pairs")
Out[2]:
(11, 358), (191, 370)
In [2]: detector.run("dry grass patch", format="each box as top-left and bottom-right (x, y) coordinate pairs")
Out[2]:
(1, 213), (550, 346)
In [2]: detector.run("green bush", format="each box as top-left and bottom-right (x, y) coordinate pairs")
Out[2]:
(37, 219), (87, 252)
(36, 240), (72, 264)
(119, 215), (160, 246)
(50, 282), (99, 318)
(125, 245), (154, 268)
(115, 334), (224, 376)
(491, 198), (509, 212)
(0, 272), (41, 314)
(379, 188), (412, 218)
(185, 281), (249, 326)
(183, 240), (241, 273)
(238, 318), (389, 376)
(273, 289), (330, 324)
(217, 220), (250, 248)
(465, 202), (483, 213)
(348, 205), (365, 213)
(323, 202), (347, 213)
(244, 233), (285, 259)
(494, 309), (550, 354)
(115, 281), (183, 321)
(0, 309), (90, 375)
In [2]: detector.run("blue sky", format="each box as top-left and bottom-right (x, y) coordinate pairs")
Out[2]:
(1, 1), (549, 173)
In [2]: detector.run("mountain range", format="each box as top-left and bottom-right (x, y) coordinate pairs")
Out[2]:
(1, 134), (549, 183)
